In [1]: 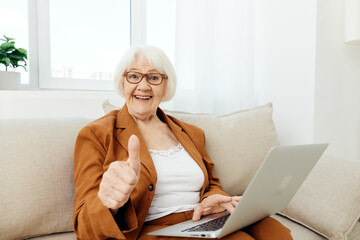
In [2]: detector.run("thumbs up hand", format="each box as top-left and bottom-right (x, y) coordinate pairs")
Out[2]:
(98, 135), (141, 212)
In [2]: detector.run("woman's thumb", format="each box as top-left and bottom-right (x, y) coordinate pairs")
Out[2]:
(127, 134), (140, 175)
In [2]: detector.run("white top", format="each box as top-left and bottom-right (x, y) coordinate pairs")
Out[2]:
(145, 143), (205, 222)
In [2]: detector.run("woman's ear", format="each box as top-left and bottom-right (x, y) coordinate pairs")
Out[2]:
(162, 81), (168, 101)
(121, 77), (125, 92)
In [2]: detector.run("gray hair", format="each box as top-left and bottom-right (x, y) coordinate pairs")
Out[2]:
(113, 45), (177, 102)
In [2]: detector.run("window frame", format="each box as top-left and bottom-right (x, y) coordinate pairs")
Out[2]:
(26, 0), (146, 91)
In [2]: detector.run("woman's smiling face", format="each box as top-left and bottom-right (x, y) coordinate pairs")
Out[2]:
(122, 54), (167, 120)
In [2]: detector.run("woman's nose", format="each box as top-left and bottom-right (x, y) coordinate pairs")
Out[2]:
(137, 77), (151, 90)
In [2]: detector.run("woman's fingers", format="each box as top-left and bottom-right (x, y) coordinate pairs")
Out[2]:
(102, 165), (137, 196)
(221, 202), (235, 214)
(192, 195), (232, 221)
(230, 196), (242, 208)
(193, 205), (214, 221)
(201, 207), (216, 216)
(232, 196), (242, 202)
(101, 194), (123, 210)
(192, 205), (204, 221)
(230, 199), (238, 208)
(204, 194), (232, 206)
(108, 161), (138, 185)
(192, 195), (243, 221)
(193, 202), (215, 221)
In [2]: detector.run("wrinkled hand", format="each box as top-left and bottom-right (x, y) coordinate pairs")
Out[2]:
(98, 135), (141, 212)
(192, 194), (242, 221)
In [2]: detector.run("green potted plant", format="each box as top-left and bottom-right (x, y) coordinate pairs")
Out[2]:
(0, 35), (28, 90)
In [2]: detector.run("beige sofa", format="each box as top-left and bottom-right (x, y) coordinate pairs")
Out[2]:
(1, 103), (360, 240)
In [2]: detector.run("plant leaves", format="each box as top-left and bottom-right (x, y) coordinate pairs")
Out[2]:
(4, 35), (15, 41)
(11, 60), (19, 67)
(0, 42), (15, 51)
(9, 53), (24, 60)
(3, 57), (10, 66)
(18, 48), (27, 54)
(0, 36), (27, 71)
(17, 48), (27, 58)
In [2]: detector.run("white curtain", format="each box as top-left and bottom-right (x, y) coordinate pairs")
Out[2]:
(169, 0), (256, 115)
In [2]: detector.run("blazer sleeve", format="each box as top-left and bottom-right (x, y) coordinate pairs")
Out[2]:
(201, 149), (231, 200)
(72, 126), (138, 240)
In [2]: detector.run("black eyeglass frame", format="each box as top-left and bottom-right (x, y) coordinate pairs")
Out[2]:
(123, 71), (168, 85)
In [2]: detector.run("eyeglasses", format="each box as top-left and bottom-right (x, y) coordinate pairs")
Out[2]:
(123, 71), (167, 85)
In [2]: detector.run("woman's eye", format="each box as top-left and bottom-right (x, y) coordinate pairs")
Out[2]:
(130, 74), (138, 79)
(150, 76), (158, 80)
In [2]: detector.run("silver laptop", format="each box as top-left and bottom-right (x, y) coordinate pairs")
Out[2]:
(148, 143), (328, 239)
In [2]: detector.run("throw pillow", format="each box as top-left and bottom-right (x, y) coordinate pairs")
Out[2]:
(279, 154), (360, 240)
(103, 100), (280, 196)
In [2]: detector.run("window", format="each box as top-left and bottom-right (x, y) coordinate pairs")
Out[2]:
(1, 0), (176, 91)
(37, 0), (131, 90)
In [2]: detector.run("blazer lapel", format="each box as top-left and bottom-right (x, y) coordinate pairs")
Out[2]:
(115, 104), (157, 183)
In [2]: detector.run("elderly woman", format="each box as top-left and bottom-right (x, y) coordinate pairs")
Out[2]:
(73, 45), (292, 240)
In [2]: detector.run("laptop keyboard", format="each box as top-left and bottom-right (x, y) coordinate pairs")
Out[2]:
(181, 214), (230, 232)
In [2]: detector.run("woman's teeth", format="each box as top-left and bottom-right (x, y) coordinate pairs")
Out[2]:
(135, 95), (152, 100)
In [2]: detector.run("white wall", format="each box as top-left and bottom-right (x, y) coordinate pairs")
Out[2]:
(0, 91), (124, 119)
(315, 0), (360, 159)
(0, 91), (173, 119)
(254, 0), (317, 145)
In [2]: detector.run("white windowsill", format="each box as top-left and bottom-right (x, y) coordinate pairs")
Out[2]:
(0, 90), (125, 119)
(0, 90), (119, 98)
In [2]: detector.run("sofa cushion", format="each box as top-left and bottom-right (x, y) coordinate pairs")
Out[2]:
(0, 118), (91, 240)
(279, 155), (360, 240)
(274, 214), (360, 240)
(348, 222), (360, 240)
(272, 214), (326, 240)
(26, 231), (76, 240)
(103, 100), (279, 196)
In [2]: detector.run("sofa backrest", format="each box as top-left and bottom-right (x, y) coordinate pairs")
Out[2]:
(0, 103), (278, 239)
(0, 118), (91, 239)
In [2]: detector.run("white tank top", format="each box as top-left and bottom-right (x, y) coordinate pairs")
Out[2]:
(145, 143), (205, 222)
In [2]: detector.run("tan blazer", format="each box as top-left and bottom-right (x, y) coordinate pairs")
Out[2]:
(73, 104), (228, 240)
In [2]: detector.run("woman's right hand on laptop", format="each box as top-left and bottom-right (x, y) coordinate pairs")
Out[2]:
(192, 194), (242, 221)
